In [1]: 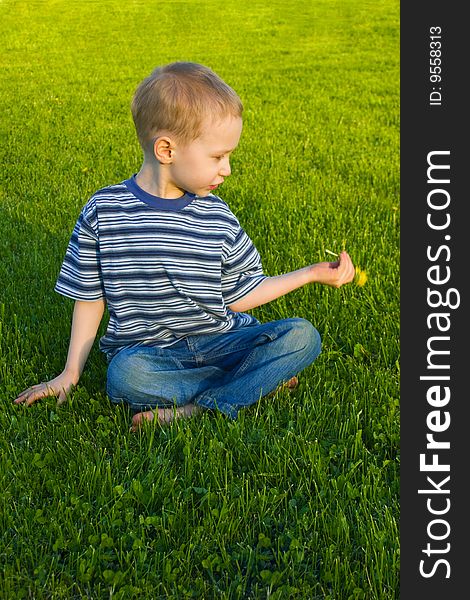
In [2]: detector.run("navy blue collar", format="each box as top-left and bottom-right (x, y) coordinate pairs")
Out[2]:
(124, 175), (197, 211)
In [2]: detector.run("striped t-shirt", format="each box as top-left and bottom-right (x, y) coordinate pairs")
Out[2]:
(55, 176), (267, 358)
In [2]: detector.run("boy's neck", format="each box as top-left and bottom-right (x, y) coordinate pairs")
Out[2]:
(135, 160), (185, 199)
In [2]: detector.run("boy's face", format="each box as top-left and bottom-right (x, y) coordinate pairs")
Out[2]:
(168, 115), (243, 197)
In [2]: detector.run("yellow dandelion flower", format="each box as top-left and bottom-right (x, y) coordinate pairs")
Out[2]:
(355, 266), (368, 287)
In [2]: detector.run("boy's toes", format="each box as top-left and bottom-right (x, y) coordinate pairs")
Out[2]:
(265, 376), (299, 400)
(286, 376), (299, 391)
(130, 410), (155, 432)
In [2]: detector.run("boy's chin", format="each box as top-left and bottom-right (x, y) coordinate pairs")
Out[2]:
(192, 187), (218, 197)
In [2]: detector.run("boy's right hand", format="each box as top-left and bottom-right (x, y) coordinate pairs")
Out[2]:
(14, 298), (105, 408)
(14, 372), (76, 407)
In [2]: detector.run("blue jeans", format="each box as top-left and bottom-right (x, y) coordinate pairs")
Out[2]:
(106, 318), (321, 419)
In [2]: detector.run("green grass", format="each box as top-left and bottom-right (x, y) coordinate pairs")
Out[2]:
(0, 0), (399, 598)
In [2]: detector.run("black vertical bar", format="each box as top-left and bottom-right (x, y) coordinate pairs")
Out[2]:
(401, 4), (467, 599)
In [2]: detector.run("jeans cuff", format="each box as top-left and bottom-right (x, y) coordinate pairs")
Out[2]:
(196, 394), (239, 419)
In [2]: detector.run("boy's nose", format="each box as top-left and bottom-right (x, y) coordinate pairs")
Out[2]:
(219, 158), (231, 177)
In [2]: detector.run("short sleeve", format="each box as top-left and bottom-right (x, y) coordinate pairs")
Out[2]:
(221, 226), (266, 305)
(54, 206), (105, 301)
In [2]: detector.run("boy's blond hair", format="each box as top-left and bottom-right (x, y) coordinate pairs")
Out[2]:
(131, 62), (243, 153)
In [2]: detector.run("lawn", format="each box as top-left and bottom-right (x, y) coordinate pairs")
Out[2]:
(0, 1), (400, 598)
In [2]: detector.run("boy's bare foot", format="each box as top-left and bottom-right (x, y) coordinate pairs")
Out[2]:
(130, 403), (202, 432)
(266, 376), (299, 398)
(130, 378), (298, 431)
(284, 376), (299, 391)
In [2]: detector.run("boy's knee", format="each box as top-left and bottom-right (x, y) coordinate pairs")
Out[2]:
(287, 318), (321, 360)
(106, 348), (146, 402)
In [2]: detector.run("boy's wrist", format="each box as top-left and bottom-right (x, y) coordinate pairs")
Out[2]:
(305, 264), (318, 284)
(63, 366), (81, 385)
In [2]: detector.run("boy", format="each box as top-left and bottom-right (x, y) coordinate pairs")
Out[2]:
(14, 62), (355, 430)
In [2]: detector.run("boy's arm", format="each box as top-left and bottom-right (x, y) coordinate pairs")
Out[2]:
(228, 251), (355, 312)
(14, 298), (105, 406)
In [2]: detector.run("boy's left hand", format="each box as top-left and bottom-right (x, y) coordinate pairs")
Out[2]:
(310, 251), (355, 288)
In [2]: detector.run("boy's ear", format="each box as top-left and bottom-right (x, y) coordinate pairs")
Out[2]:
(153, 136), (175, 164)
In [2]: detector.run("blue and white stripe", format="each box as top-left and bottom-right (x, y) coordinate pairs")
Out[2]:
(55, 177), (266, 357)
